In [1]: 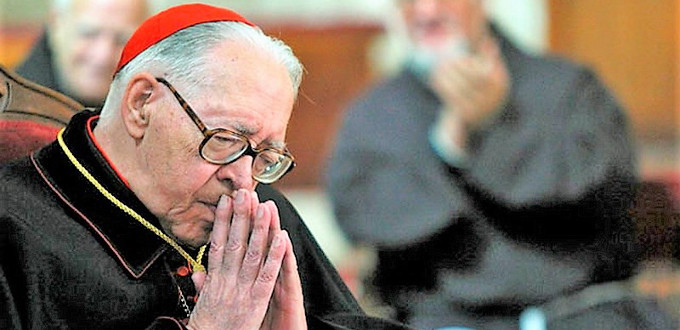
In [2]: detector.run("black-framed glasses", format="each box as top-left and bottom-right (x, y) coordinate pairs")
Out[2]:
(156, 77), (295, 184)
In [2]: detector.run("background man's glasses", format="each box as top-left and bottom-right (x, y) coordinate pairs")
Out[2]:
(156, 77), (295, 184)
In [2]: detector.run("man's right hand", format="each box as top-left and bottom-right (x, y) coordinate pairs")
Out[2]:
(430, 35), (510, 131)
(187, 189), (307, 330)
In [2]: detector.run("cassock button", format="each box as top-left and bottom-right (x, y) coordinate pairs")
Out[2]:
(176, 266), (190, 277)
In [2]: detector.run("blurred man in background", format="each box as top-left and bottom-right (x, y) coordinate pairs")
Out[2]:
(326, 0), (662, 329)
(15, 0), (149, 108)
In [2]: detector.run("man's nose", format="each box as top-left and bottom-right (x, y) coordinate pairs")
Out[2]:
(89, 34), (122, 67)
(216, 155), (256, 191)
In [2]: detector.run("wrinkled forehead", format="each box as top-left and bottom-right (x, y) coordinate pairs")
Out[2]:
(183, 43), (294, 142)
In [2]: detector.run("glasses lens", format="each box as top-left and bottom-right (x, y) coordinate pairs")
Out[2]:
(201, 131), (247, 163)
(253, 150), (293, 184)
(200, 131), (293, 183)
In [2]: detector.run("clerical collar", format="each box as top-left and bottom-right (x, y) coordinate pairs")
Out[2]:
(32, 110), (206, 277)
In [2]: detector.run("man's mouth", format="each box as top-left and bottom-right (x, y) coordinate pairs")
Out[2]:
(199, 201), (218, 213)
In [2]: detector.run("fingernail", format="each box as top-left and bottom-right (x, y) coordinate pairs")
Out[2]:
(235, 190), (245, 204)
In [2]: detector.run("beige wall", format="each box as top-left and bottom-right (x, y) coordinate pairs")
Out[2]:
(1, 0), (547, 51)
(0, 1), (45, 24)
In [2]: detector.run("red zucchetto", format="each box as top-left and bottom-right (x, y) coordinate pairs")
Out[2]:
(115, 3), (255, 74)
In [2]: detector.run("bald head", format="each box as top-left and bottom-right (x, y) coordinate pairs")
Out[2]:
(48, 0), (150, 107)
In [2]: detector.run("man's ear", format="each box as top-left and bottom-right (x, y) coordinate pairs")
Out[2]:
(121, 73), (160, 139)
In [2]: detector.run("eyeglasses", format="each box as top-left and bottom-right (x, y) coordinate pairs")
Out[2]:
(156, 77), (295, 184)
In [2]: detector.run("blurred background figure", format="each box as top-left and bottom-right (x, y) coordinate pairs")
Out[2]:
(0, 0), (150, 163)
(15, 0), (150, 108)
(326, 0), (673, 329)
(2, 0), (680, 327)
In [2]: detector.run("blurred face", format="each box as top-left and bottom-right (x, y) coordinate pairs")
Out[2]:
(49, 0), (148, 105)
(133, 42), (295, 248)
(397, 0), (487, 55)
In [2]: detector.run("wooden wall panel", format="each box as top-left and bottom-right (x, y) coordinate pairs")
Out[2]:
(267, 24), (382, 188)
(548, 1), (679, 141)
(0, 25), (40, 69)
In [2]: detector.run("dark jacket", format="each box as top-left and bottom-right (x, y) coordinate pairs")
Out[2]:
(15, 31), (98, 108)
(327, 30), (640, 329)
(0, 110), (412, 330)
(15, 32), (61, 99)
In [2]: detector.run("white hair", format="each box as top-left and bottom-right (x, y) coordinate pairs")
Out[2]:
(100, 21), (303, 120)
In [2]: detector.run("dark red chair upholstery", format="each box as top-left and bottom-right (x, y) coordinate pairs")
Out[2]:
(0, 65), (82, 163)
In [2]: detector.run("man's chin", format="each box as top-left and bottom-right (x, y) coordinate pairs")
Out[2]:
(172, 224), (213, 249)
(177, 234), (210, 249)
(415, 36), (469, 58)
(73, 78), (109, 97)
(70, 92), (106, 106)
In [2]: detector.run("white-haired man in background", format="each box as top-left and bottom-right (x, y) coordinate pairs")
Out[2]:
(16, 0), (149, 108)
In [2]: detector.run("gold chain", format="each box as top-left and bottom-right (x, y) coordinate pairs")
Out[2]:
(56, 129), (206, 272)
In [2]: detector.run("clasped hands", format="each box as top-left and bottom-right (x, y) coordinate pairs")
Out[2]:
(187, 189), (307, 330)
(429, 35), (510, 150)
